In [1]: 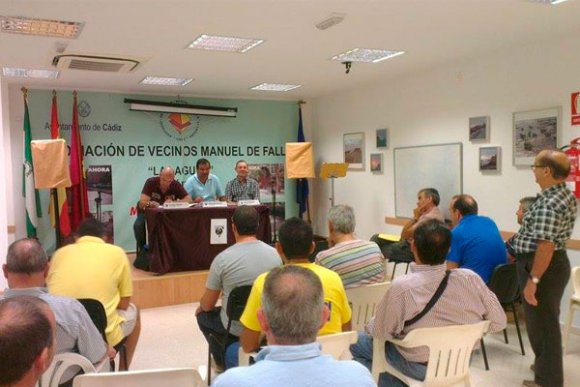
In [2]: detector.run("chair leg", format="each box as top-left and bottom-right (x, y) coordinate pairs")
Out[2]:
(207, 348), (212, 384)
(511, 302), (525, 356)
(480, 338), (489, 371)
(562, 301), (575, 355)
(404, 262), (410, 274)
(391, 262), (397, 279)
(503, 329), (509, 344)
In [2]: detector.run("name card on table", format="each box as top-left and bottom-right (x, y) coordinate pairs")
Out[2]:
(202, 201), (228, 208)
(238, 200), (260, 206)
(163, 202), (191, 209)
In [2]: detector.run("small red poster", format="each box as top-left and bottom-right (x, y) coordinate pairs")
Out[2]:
(572, 92), (580, 126)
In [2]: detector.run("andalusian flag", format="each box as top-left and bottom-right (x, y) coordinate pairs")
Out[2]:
(22, 89), (42, 237)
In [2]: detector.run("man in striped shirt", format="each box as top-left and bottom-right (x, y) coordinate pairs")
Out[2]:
(350, 220), (506, 387)
(512, 149), (577, 387)
(316, 205), (385, 288)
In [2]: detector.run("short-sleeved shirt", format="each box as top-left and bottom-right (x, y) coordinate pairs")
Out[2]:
(47, 236), (133, 346)
(140, 176), (188, 212)
(184, 173), (224, 201)
(206, 240), (282, 336)
(225, 177), (260, 202)
(315, 240), (385, 288)
(513, 182), (577, 253)
(240, 263), (352, 335)
(447, 214), (507, 283)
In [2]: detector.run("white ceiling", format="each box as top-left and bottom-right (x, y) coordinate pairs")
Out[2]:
(1, 0), (579, 101)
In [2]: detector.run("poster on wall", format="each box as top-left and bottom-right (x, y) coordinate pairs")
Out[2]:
(572, 92), (580, 126)
(87, 165), (113, 208)
(513, 107), (560, 166)
(249, 163), (285, 202)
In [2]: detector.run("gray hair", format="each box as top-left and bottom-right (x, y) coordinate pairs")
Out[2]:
(519, 196), (537, 213)
(6, 239), (48, 274)
(261, 266), (323, 345)
(328, 204), (356, 234)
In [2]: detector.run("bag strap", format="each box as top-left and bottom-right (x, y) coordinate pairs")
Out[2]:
(404, 270), (451, 328)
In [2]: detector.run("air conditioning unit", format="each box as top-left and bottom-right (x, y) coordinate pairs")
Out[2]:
(52, 54), (140, 72)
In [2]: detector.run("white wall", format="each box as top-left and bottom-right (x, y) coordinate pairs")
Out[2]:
(309, 35), (580, 324)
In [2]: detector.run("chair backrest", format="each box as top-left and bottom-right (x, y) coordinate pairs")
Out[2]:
(39, 353), (96, 387)
(487, 263), (519, 304)
(346, 282), (391, 331)
(224, 285), (253, 331)
(317, 331), (358, 360)
(572, 266), (580, 297)
(381, 321), (490, 386)
(72, 368), (206, 387)
(77, 299), (108, 343)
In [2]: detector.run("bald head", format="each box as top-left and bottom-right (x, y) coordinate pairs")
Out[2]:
(451, 194), (478, 216)
(536, 150), (571, 180)
(5, 238), (48, 274)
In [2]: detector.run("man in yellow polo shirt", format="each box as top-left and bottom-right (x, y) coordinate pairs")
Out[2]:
(47, 218), (140, 371)
(232, 217), (351, 367)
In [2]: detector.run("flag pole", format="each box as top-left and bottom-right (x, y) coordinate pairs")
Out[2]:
(52, 188), (62, 247)
(298, 100), (311, 223)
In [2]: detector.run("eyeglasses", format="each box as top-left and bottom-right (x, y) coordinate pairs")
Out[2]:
(530, 164), (546, 170)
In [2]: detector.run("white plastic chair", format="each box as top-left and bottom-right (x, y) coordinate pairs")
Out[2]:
(371, 321), (490, 387)
(38, 353), (97, 387)
(563, 266), (580, 354)
(346, 282), (391, 331)
(238, 331), (359, 366)
(72, 368), (206, 387)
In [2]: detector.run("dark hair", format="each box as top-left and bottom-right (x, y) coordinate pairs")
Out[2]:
(452, 194), (478, 216)
(419, 188), (440, 206)
(262, 265), (323, 344)
(235, 160), (248, 168)
(77, 218), (105, 238)
(278, 217), (313, 259)
(0, 297), (53, 385)
(232, 205), (259, 235)
(413, 220), (451, 265)
(6, 238), (48, 274)
(537, 150), (571, 179)
(196, 158), (211, 169)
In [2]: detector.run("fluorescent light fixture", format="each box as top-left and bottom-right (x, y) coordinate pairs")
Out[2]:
(0, 16), (84, 38)
(140, 76), (192, 86)
(124, 98), (237, 118)
(188, 34), (264, 53)
(528, 0), (569, 4)
(315, 13), (346, 31)
(332, 48), (405, 63)
(251, 83), (301, 92)
(2, 67), (59, 79)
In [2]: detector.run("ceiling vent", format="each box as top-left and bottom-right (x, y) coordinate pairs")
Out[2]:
(52, 54), (140, 72)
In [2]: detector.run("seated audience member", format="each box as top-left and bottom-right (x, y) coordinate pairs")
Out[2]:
(213, 265), (375, 387)
(48, 218), (140, 371)
(133, 166), (192, 252)
(184, 158), (225, 203)
(2, 239), (112, 379)
(316, 205), (385, 288)
(446, 195), (507, 283)
(372, 188), (444, 264)
(231, 218), (352, 368)
(225, 160), (260, 202)
(506, 196), (537, 262)
(196, 205), (281, 369)
(0, 296), (56, 387)
(350, 220), (506, 387)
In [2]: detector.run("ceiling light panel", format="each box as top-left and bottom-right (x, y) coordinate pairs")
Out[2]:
(140, 76), (192, 86)
(251, 83), (301, 92)
(188, 34), (264, 53)
(332, 48), (405, 63)
(527, 0), (569, 4)
(0, 16), (84, 39)
(2, 67), (59, 79)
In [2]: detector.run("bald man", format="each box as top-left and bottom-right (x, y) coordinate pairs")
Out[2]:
(512, 150), (577, 387)
(134, 167), (192, 252)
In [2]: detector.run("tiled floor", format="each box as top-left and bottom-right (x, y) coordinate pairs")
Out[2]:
(132, 303), (580, 386)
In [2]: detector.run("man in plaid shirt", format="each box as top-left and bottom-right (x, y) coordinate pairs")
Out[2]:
(225, 160), (260, 202)
(512, 149), (577, 387)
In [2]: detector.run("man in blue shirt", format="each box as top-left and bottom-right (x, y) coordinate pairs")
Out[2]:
(184, 158), (225, 202)
(213, 265), (374, 387)
(446, 194), (507, 283)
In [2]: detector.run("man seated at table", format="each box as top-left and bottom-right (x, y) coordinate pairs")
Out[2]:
(316, 204), (385, 288)
(225, 160), (260, 202)
(133, 166), (191, 252)
(195, 205), (281, 370)
(213, 266), (375, 387)
(184, 158), (225, 203)
(446, 194), (507, 283)
(231, 217), (352, 367)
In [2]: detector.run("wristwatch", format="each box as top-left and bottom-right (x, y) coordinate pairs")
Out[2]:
(529, 274), (540, 284)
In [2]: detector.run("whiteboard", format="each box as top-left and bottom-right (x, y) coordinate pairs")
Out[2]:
(394, 143), (462, 220)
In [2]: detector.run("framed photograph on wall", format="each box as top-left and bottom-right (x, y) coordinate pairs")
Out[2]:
(370, 153), (383, 173)
(479, 146), (501, 172)
(513, 107), (561, 166)
(469, 116), (489, 142)
(344, 132), (365, 170)
(376, 128), (388, 148)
